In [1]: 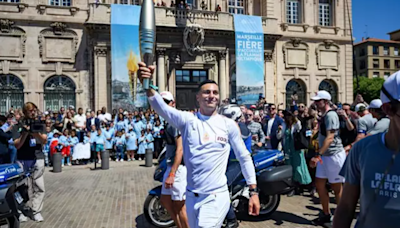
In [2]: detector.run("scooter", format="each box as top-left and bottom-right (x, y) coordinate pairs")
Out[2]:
(0, 163), (32, 228)
(143, 148), (294, 227)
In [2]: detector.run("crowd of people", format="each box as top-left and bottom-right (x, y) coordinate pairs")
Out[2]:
(0, 106), (176, 167)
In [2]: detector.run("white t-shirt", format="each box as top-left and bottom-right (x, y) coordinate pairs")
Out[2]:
(266, 118), (275, 149)
(98, 113), (112, 123)
(149, 93), (256, 194)
(74, 114), (86, 130)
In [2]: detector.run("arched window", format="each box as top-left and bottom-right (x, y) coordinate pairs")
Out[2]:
(319, 79), (338, 103)
(44, 75), (76, 111)
(285, 79), (306, 108)
(0, 74), (24, 114)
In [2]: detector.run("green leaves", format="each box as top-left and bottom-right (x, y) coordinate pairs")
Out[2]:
(354, 77), (385, 103)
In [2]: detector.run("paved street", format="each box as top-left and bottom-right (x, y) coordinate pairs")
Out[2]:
(22, 161), (353, 228)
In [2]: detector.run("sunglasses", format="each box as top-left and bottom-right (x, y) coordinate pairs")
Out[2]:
(245, 114), (253, 117)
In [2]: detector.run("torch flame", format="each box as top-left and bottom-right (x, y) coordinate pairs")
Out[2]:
(127, 50), (139, 73)
(127, 50), (139, 101)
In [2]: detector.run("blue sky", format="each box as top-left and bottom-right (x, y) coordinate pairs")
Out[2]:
(353, 0), (400, 42)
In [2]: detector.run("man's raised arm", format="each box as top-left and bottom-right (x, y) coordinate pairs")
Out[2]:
(138, 62), (190, 130)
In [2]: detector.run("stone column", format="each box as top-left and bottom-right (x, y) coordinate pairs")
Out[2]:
(219, 50), (227, 100)
(264, 51), (275, 103)
(157, 48), (166, 92)
(225, 49), (230, 99)
(94, 46), (108, 110)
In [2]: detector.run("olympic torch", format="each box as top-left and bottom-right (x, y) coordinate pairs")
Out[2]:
(139, 0), (156, 90)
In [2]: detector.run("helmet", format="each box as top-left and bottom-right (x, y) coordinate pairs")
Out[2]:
(220, 104), (242, 122)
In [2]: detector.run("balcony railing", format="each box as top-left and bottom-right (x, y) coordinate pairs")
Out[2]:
(86, 3), (279, 34)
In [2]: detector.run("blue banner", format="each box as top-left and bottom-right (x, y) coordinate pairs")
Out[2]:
(234, 15), (264, 105)
(111, 4), (147, 110)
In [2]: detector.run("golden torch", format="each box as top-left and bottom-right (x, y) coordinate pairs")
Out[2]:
(127, 50), (139, 101)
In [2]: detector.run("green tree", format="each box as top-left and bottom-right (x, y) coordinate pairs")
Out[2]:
(354, 77), (384, 103)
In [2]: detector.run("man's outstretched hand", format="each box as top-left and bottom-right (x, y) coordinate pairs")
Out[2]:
(137, 62), (156, 85)
(248, 194), (260, 216)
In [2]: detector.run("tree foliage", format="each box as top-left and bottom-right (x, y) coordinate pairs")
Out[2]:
(353, 77), (384, 103)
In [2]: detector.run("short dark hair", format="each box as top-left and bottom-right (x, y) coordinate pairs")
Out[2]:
(197, 80), (218, 92)
(6, 114), (14, 119)
(342, 103), (351, 107)
(0, 115), (6, 123)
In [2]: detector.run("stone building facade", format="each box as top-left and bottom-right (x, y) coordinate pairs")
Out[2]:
(0, 0), (353, 112)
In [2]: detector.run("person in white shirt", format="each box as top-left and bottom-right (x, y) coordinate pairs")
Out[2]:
(74, 108), (86, 140)
(98, 107), (112, 123)
(138, 62), (260, 228)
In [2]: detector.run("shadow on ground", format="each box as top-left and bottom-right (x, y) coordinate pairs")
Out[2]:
(238, 211), (312, 226)
(136, 214), (157, 228)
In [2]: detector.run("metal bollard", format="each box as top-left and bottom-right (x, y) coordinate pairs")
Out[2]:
(145, 149), (153, 167)
(52, 152), (62, 173)
(101, 150), (109, 170)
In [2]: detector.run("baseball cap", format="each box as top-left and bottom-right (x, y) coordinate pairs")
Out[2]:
(369, 99), (383, 109)
(311, 90), (332, 101)
(381, 70), (400, 104)
(355, 103), (367, 113)
(250, 105), (257, 109)
(160, 91), (174, 102)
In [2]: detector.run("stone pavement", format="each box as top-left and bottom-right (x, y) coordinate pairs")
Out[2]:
(22, 161), (355, 228)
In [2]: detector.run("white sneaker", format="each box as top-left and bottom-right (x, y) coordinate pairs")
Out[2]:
(62, 164), (64, 167)
(139, 158), (142, 161)
(116, 159), (119, 162)
(120, 159), (124, 162)
(67, 163), (72, 166)
(33, 213), (44, 222)
(19, 214), (28, 222)
(128, 159), (132, 162)
(97, 160), (101, 164)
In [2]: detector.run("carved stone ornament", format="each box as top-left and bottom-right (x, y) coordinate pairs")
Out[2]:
(50, 22), (67, 35)
(314, 25), (321, 33)
(0, 20), (26, 62)
(334, 27), (340, 35)
(183, 24), (205, 56)
(0, 19), (14, 33)
(203, 52), (216, 62)
(290, 38), (302, 47)
(281, 23), (289, 31)
(264, 51), (273, 62)
(95, 46), (108, 57)
(218, 50), (227, 59)
(316, 40), (340, 71)
(38, 24), (79, 63)
(302, 24), (309, 32)
(169, 52), (181, 64)
(157, 48), (166, 56)
(282, 38), (309, 69)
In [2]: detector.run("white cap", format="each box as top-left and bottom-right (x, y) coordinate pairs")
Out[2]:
(369, 99), (383, 109)
(128, 125), (133, 130)
(355, 103), (367, 112)
(311, 90), (332, 101)
(381, 70), (400, 104)
(160, 91), (174, 102)
(123, 111), (128, 115)
(44, 111), (49, 115)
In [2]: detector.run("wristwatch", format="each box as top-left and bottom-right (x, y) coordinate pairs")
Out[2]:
(249, 187), (259, 197)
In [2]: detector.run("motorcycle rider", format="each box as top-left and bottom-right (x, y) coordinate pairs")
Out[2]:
(220, 104), (252, 228)
(138, 62), (260, 228)
(159, 91), (189, 228)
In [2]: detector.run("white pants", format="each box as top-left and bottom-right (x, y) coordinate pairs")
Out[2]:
(316, 150), (346, 183)
(186, 190), (230, 228)
(161, 165), (187, 201)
